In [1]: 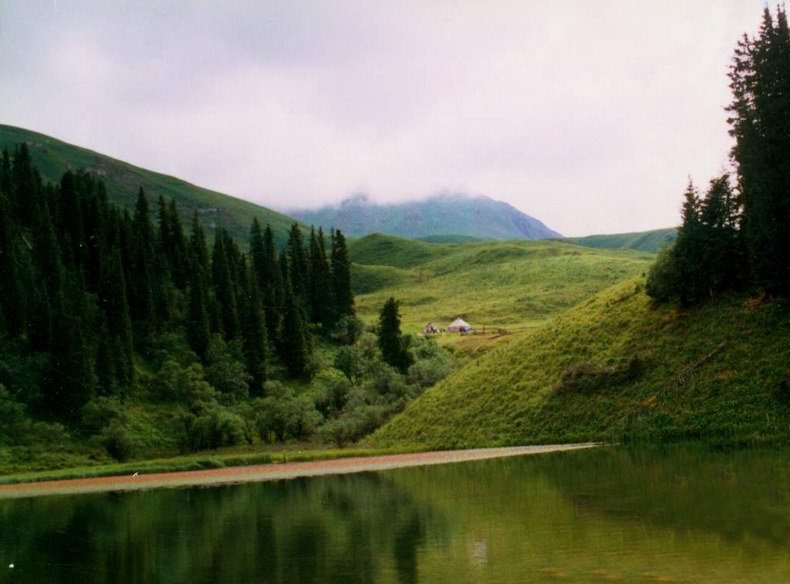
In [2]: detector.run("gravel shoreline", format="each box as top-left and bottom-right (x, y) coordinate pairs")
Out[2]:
(0, 443), (599, 499)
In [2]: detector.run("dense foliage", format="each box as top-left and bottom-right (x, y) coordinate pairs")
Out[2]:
(648, 7), (790, 303)
(0, 151), (454, 468)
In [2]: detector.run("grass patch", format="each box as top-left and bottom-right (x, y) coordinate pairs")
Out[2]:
(367, 279), (790, 450)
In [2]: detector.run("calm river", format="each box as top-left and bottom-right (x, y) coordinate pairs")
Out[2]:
(1, 446), (788, 583)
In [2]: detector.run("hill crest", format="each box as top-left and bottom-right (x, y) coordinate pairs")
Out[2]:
(289, 192), (561, 241)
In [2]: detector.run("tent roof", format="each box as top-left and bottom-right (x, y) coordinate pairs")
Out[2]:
(448, 318), (471, 328)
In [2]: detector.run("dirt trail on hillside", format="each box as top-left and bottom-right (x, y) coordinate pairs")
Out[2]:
(0, 443), (598, 499)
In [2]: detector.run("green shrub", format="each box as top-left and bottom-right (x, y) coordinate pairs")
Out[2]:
(188, 407), (249, 451)
(97, 419), (141, 461)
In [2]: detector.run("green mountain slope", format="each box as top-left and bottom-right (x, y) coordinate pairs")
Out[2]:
(290, 193), (562, 240)
(349, 234), (654, 342)
(0, 125), (298, 242)
(367, 280), (790, 449)
(569, 228), (677, 253)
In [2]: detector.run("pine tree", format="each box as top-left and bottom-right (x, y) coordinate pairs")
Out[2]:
(166, 199), (189, 290)
(331, 228), (354, 319)
(727, 6), (790, 294)
(42, 311), (95, 421)
(98, 248), (134, 388)
(0, 189), (26, 335)
(378, 297), (412, 373)
(287, 223), (309, 304)
(280, 273), (312, 379)
(308, 227), (333, 327)
(698, 174), (745, 293)
(187, 264), (211, 363)
(262, 225), (285, 348)
(129, 189), (155, 330)
(11, 144), (42, 227)
(212, 228), (239, 340)
(240, 262), (269, 393)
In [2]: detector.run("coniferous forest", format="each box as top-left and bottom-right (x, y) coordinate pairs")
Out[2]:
(0, 147), (454, 468)
(647, 6), (790, 304)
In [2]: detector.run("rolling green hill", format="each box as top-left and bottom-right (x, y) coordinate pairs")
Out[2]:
(367, 279), (790, 449)
(290, 193), (561, 240)
(0, 125), (299, 243)
(349, 234), (655, 349)
(569, 228), (677, 253)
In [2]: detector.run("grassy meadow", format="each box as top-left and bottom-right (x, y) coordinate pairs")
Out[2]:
(350, 234), (654, 352)
(367, 278), (790, 450)
(568, 227), (677, 253)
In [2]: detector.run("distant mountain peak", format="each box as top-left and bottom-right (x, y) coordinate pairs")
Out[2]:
(289, 192), (561, 240)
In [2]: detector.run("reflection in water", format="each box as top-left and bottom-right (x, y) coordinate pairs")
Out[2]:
(0, 473), (444, 584)
(1, 447), (789, 583)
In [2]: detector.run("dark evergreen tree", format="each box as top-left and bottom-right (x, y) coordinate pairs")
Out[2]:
(187, 265), (211, 364)
(166, 199), (189, 290)
(239, 262), (269, 394)
(279, 273), (312, 379)
(262, 225), (285, 348)
(698, 174), (746, 292)
(29, 206), (64, 350)
(57, 171), (86, 267)
(41, 311), (95, 421)
(727, 6), (790, 294)
(212, 228), (240, 340)
(0, 189), (26, 335)
(308, 227), (334, 327)
(10, 144), (42, 227)
(287, 223), (309, 303)
(189, 210), (210, 277)
(331, 228), (354, 320)
(378, 297), (412, 373)
(129, 190), (155, 331)
(98, 248), (134, 389)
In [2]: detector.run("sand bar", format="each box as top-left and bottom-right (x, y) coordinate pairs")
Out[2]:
(0, 443), (599, 499)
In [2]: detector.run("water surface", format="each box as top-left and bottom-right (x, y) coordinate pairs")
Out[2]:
(1, 446), (788, 583)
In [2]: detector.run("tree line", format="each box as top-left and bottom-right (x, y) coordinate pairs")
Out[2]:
(647, 7), (790, 304)
(0, 145), (354, 422)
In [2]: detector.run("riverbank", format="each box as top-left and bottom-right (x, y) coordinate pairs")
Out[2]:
(0, 443), (598, 499)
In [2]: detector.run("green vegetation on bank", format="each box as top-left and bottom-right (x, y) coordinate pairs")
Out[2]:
(368, 279), (790, 449)
(0, 124), (298, 243)
(0, 149), (457, 475)
(0, 445), (416, 486)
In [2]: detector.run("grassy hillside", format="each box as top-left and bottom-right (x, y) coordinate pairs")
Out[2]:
(290, 193), (562, 240)
(0, 125), (299, 243)
(349, 234), (654, 347)
(569, 228), (677, 253)
(367, 279), (790, 449)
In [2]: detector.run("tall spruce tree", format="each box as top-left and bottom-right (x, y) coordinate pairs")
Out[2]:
(378, 297), (412, 373)
(211, 228), (239, 340)
(262, 225), (284, 348)
(331, 228), (354, 320)
(98, 247), (134, 389)
(279, 272), (312, 379)
(240, 262), (269, 394)
(287, 223), (309, 308)
(728, 6), (790, 294)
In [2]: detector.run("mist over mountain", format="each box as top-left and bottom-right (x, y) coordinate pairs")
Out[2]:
(289, 193), (562, 240)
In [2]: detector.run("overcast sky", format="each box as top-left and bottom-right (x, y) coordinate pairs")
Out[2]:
(1, 1), (764, 236)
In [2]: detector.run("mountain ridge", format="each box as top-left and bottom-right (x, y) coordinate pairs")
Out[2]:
(0, 124), (300, 243)
(289, 192), (562, 240)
